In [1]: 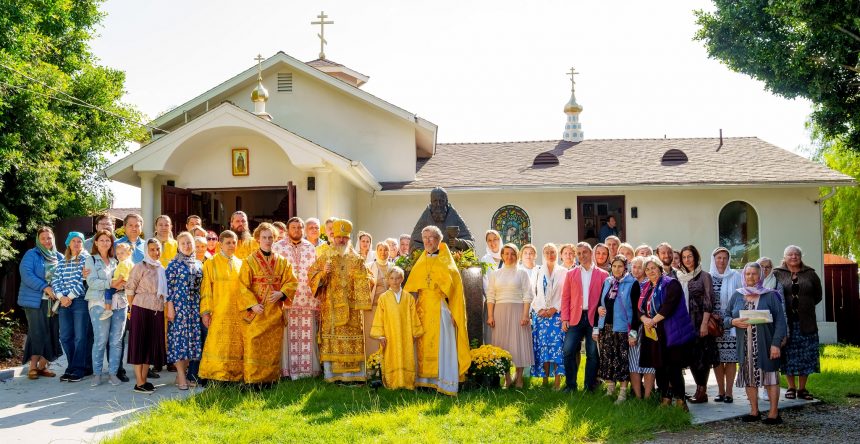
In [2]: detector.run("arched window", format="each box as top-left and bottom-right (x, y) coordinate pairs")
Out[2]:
(718, 201), (759, 268)
(491, 205), (531, 249)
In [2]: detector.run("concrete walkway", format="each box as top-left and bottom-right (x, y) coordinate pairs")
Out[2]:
(0, 355), (195, 443)
(686, 371), (817, 424)
(0, 358), (818, 442)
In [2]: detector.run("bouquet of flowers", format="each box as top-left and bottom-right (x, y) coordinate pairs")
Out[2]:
(467, 344), (512, 379)
(366, 348), (383, 378)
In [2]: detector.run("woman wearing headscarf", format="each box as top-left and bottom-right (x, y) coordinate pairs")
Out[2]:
(52, 231), (93, 382)
(676, 245), (718, 403)
(18, 227), (63, 379)
(530, 243), (567, 390)
(595, 255), (639, 404)
(365, 241), (391, 361)
(165, 232), (203, 390)
(724, 262), (787, 424)
(638, 255), (695, 410)
(628, 256), (655, 399)
(710, 246), (742, 403)
(593, 243), (611, 273)
(126, 238), (168, 393)
(772, 245), (821, 401)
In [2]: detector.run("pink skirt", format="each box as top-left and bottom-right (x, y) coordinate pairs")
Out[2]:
(490, 302), (534, 368)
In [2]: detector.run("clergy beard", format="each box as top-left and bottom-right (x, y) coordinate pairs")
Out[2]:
(332, 243), (349, 256)
(234, 227), (251, 241)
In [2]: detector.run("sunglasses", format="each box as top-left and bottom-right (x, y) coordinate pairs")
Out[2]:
(207, 237), (218, 241)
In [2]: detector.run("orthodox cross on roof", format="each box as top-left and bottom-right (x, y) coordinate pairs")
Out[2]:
(311, 11), (334, 59)
(254, 53), (265, 79)
(567, 66), (579, 91)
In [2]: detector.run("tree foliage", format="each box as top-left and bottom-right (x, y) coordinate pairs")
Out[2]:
(695, 1), (860, 149)
(0, 0), (145, 264)
(814, 133), (860, 258)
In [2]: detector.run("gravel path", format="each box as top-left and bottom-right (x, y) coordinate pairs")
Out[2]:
(646, 401), (860, 443)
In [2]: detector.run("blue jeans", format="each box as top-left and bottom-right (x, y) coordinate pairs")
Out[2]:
(562, 311), (599, 390)
(186, 320), (208, 382)
(59, 298), (94, 378)
(89, 304), (128, 375)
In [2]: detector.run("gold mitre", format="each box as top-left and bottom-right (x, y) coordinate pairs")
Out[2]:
(332, 219), (353, 237)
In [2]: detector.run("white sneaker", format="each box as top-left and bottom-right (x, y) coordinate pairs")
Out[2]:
(760, 387), (769, 401)
(91, 375), (102, 387)
(99, 309), (113, 321)
(109, 375), (122, 386)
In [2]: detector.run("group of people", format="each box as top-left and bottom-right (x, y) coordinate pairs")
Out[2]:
(17, 210), (823, 423)
(478, 230), (821, 424)
(17, 211), (472, 396)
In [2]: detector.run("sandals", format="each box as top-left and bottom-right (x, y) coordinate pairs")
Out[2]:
(785, 388), (797, 399)
(27, 369), (39, 380)
(798, 389), (814, 400)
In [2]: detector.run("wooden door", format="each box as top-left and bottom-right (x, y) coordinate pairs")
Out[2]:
(824, 263), (860, 345)
(161, 185), (192, 236)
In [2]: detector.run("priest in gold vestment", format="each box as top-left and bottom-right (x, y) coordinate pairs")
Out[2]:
(230, 210), (259, 260)
(199, 230), (245, 382)
(238, 223), (298, 384)
(404, 226), (470, 395)
(370, 267), (424, 390)
(307, 219), (373, 382)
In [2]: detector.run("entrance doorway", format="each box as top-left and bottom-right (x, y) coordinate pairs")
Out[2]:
(164, 182), (298, 234)
(577, 195), (625, 244)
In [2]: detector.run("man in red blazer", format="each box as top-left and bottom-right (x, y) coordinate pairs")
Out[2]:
(561, 242), (609, 392)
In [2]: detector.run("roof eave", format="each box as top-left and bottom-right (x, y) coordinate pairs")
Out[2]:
(377, 180), (856, 194)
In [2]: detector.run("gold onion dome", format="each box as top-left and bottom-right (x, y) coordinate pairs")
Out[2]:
(251, 78), (269, 102)
(564, 96), (582, 113)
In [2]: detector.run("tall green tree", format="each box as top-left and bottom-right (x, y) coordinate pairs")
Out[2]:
(814, 133), (860, 258)
(695, 1), (860, 149)
(0, 0), (145, 265)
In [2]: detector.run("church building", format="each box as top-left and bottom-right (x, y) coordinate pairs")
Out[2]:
(105, 22), (854, 342)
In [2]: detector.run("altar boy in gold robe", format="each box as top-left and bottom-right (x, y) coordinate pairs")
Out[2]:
(370, 266), (424, 390)
(200, 230), (244, 382)
(238, 223), (298, 384)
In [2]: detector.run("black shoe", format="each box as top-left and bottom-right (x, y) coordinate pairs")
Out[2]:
(66, 375), (82, 383)
(763, 416), (783, 425)
(142, 382), (156, 391)
(147, 369), (160, 379)
(742, 413), (761, 422)
(116, 372), (130, 383)
(134, 384), (154, 394)
(724, 396), (734, 404)
(59, 373), (71, 382)
(714, 395), (725, 402)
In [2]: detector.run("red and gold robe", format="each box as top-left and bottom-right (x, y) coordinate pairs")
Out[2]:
(238, 249), (298, 383)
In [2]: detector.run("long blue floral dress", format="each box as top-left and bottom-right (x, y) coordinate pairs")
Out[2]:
(166, 253), (203, 363)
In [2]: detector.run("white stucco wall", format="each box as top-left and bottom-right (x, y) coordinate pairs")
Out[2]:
(356, 186), (831, 338)
(225, 70), (417, 182)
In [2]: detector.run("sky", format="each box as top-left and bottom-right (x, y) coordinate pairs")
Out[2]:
(91, 0), (815, 207)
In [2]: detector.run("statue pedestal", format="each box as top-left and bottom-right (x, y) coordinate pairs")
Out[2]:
(460, 266), (484, 346)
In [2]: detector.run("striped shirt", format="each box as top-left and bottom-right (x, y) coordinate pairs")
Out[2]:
(51, 253), (90, 299)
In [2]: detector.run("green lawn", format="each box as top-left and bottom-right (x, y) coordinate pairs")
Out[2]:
(106, 366), (689, 444)
(107, 345), (860, 444)
(782, 344), (860, 404)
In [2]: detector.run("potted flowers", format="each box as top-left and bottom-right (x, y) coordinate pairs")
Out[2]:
(467, 344), (512, 389)
(366, 348), (383, 387)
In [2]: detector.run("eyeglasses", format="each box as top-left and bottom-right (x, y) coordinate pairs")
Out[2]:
(207, 237), (218, 241)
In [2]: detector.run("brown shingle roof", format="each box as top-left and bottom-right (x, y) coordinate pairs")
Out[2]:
(380, 137), (854, 191)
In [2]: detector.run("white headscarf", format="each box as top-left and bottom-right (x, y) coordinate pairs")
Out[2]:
(675, 265), (701, 312)
(143, 240), (168, 300)
(710, 247), (741, 336)
(757, 257), (777, 289)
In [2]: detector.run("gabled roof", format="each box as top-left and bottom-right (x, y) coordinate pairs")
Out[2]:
(145, 51), (436, 156)
(380, 137), (855, 191)
(105, 102), (381, 192)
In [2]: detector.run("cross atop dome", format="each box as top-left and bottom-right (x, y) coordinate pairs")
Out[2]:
(562, 66), (584, 142)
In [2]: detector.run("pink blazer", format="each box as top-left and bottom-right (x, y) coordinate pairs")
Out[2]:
(560, 265), (609, 327)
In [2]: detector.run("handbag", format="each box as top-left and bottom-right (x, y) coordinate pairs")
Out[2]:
(707, 313), (724, 337)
